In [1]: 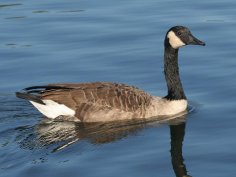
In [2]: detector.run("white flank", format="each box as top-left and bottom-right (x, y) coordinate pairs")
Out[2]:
(167, 31), (185, 49)
(30, 100), (75, 119)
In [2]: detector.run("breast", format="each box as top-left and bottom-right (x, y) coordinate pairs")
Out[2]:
(145, 97), (188, 118)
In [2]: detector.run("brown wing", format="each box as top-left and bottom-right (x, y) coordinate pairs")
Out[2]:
(40, 82), (152, 115)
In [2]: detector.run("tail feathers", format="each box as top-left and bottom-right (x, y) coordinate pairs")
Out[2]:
(24, 85), (71, 91)
(16, 92), (45, 105)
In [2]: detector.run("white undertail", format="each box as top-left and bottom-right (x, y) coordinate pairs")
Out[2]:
(30, 100), (75, 119)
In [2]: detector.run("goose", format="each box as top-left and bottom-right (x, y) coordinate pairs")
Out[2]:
(16, 26), (205, 122)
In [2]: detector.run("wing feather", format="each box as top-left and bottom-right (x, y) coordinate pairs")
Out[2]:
(36, 82), (153, 115)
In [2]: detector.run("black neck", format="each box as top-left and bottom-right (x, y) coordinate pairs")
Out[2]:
(164, 41), (186, 100)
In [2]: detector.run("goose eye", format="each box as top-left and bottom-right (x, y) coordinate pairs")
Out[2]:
(177, 32), (182, 36)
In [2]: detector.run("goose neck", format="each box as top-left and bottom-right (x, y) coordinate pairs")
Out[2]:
(164, 45), (186, 100)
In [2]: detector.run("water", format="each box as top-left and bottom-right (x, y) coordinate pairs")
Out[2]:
(0, 0), (236, 176)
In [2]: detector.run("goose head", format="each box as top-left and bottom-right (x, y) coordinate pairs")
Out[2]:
(165, 26), (205, 49)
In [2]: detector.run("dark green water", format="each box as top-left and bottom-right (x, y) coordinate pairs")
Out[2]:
(1, 0), (236, 177)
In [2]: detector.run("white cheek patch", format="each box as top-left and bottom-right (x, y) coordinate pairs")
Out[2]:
(167, 31), (185, 49)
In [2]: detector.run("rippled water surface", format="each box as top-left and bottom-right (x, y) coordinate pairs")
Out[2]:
(1, 0), (236, 177)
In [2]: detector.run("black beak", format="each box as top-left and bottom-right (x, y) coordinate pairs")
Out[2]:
(188, 33), (206, 46)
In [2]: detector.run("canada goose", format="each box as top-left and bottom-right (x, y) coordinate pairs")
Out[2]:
(16, 26), (205, 122)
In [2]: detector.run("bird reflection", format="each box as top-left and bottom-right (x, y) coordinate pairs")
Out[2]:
(19, 113), (191, 177)
(34, 113), (187, 148)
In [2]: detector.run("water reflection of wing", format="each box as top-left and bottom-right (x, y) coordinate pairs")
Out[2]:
(170, 122), (192, 177)
(35, 118), (149, 150)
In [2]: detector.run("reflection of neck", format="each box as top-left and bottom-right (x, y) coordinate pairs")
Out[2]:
(170, 123), (189, 177)
(164, 42), (186, 100)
